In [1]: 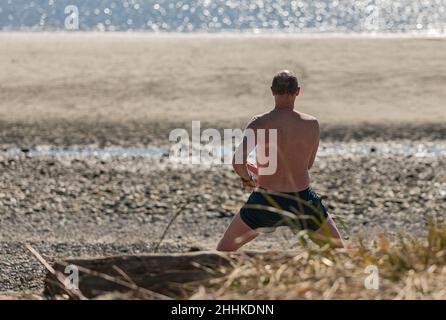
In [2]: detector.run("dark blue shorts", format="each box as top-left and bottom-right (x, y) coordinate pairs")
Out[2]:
(240, 187), (328, 232)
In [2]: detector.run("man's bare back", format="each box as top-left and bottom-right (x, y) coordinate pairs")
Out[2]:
(250, 108), (319, 192)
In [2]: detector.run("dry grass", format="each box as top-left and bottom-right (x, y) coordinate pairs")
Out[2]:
(189, 223), (446, 300)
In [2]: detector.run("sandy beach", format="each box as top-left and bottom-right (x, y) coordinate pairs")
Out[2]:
(0, 33), (445, 295)
(1, 33), (446, 126)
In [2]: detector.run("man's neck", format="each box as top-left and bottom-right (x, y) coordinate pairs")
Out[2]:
(274, 96), (295, 110)
(274, 104), (295, 110)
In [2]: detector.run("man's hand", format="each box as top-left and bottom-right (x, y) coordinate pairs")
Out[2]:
(241, 176), (256, 189)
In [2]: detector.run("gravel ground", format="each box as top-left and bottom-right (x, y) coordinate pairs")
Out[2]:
(1, 133), (445, 293)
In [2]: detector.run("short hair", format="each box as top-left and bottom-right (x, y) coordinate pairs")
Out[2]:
(271, 70), (299, 95)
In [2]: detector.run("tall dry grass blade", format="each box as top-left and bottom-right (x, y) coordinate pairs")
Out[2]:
(154, 202), (189, 253)
(112, 265), (137, 286)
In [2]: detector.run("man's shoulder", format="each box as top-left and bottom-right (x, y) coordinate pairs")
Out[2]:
(298, 112), (318, 121)
(297, 112), (319, 126)
(247, 112), (269, 127)
(252, 111), (270, 120)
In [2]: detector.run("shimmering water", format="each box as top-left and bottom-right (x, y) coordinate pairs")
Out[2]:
(0, 0), (445, 34)
(2, 143), (446, 159)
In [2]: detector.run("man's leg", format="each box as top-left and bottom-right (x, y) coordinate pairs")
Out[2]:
(217, 212), (258, 252)
(314, 214), (345, 248)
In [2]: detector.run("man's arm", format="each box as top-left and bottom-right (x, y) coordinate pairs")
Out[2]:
(232, 117), (258, 184)
(308, 120), (320, 170)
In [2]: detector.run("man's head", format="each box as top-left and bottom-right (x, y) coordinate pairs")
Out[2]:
(271, 70), (300, 97)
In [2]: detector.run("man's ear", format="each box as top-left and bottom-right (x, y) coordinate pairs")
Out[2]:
(271, 87), (276, 96)
(295, 87), (301, 97)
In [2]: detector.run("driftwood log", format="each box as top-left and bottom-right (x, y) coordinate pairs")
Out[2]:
(45, 251), (233, 299)
(44, 250), (298, 299)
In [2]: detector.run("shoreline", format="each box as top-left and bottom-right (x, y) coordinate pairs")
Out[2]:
(2, 140), (446, 159)
(1, 31), (446, 39)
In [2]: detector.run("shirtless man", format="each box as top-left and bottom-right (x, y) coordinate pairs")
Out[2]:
(217, 70), (343, 251)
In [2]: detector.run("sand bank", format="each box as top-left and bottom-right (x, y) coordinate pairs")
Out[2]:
(1, 33), (445, 128)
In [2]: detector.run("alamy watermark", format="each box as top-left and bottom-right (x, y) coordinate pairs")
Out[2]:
(64, 264), (79, 290)
(364, 265), (379, 290)
(169, 121), (278, 175)
(65, 5), (79, 30)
